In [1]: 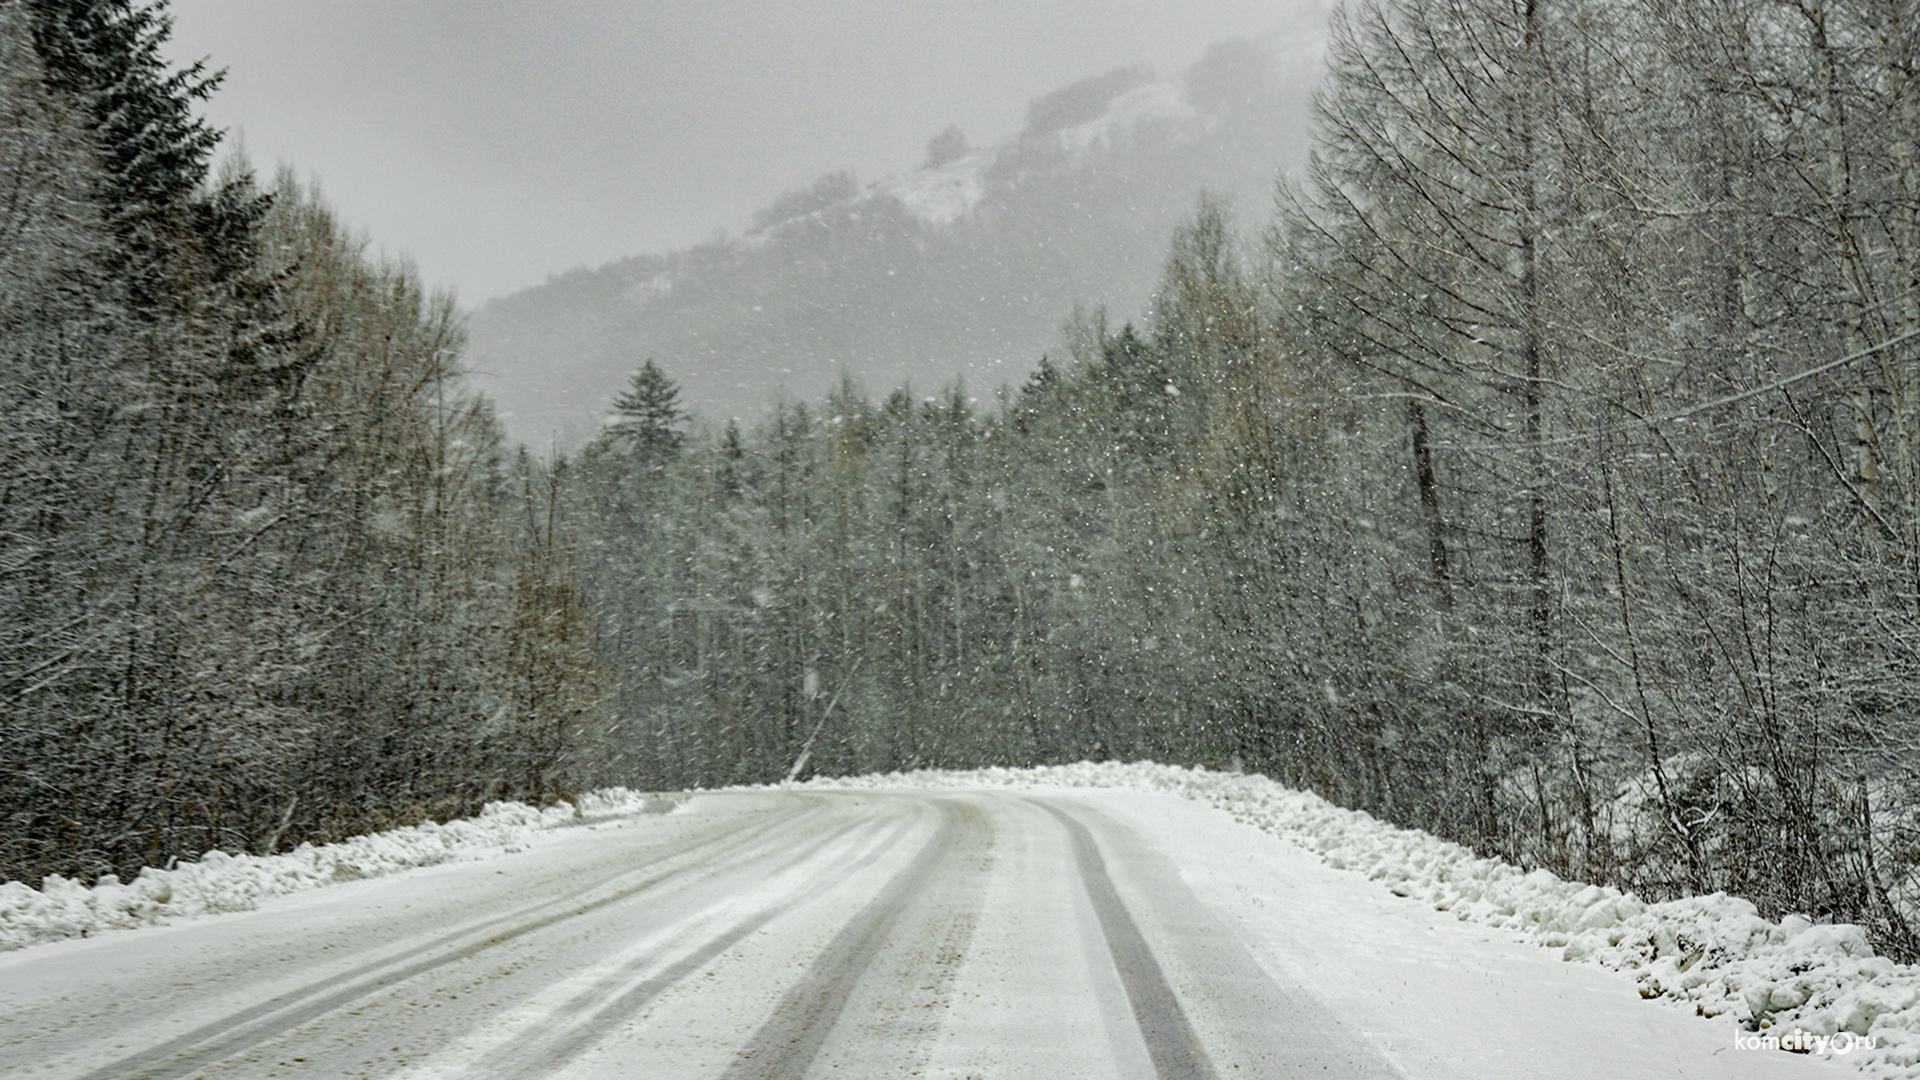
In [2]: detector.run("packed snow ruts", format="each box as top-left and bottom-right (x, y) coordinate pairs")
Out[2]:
(6, 761), (1918, 1075)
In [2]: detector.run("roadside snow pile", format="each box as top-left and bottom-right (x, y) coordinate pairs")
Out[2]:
(0, 788), (678, 953)
(814, 760), (1920, 1077)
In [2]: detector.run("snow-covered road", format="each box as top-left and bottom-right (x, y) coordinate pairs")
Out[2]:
(0, 788), (1855, 1078)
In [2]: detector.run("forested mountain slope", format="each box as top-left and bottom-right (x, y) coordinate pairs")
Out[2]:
(464, 29), (1324, 448)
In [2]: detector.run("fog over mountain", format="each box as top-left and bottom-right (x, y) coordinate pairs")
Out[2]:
(465, 26), (1325, 449)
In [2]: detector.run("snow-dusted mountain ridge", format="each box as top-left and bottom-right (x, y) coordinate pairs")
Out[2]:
(464, 29), (1324, 449)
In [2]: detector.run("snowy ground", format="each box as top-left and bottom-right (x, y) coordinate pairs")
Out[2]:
(821, 763), (1912, 1077)
(0, 788), (681, 952)
(0, 763), (1906, 1077)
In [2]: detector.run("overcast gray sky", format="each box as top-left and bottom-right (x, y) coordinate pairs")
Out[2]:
(163, 0), (1310, 307)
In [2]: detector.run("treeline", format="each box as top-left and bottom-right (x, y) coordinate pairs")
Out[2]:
(0, 1), (595, 886)
(569, 0), (1920, 957)
(1287, 0), (1920, 955)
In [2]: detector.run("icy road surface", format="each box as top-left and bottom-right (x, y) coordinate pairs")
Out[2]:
(0, 789), (1852, 1079)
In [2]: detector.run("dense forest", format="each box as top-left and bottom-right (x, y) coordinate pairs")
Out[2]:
(0, 1), (591, 885)
(7, 0), (1920, 967)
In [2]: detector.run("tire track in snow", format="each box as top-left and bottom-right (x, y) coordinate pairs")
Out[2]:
(1035, 800), (1218, 1080)
(799, 797), (991, 1079)
(1038, 799), (1407, 1079)
(74, 797), (838, 1080)
(718, 797), (987, 1080)
(462, 803), (933, 1076)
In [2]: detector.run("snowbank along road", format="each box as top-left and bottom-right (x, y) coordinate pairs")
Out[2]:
(0, 788), (1853, 1078)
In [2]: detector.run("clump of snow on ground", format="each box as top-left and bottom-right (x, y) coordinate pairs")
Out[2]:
(807, 761), (1920, 1078)
(0, 789), (678, 952)
(872, 151), (989, 227)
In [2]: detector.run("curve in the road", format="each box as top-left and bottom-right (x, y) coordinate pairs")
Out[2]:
(8, 790), (1425, 1079)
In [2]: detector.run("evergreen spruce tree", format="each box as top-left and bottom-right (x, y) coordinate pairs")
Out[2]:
(25, 0), (236, 311)
(610, 359), (687, 466)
